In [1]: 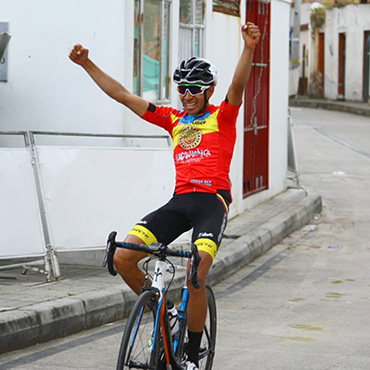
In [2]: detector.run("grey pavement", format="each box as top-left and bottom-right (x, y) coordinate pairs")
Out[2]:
(1, 96), (368, 355)
(0, 188), (321, 354)
(289, 96), (370, 117)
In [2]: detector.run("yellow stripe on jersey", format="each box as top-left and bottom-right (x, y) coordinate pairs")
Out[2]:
(171, 112), (180, 125)
(172, 109), (220, 148)
(194, 238), (218, 260)
(128, 224), (158, 245)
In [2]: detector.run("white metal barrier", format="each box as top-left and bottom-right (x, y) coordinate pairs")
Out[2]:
(0, 131), (174, 280)
(0, 133), (45, 257)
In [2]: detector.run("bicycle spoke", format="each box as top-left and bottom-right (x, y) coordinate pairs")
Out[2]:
(117, 292), (159, 370)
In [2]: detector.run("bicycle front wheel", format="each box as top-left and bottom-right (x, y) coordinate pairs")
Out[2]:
(116, 290), (160, 370)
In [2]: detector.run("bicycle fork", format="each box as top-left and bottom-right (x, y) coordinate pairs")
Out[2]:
(151, 263), (189, 369)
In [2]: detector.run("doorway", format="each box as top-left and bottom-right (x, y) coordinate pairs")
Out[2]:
(243, 0), (271, 197)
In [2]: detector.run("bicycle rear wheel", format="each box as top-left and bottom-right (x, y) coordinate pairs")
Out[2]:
(180, 285), (217, 370)
(198, 285), (217, 370)
(116, 290), (160, 370)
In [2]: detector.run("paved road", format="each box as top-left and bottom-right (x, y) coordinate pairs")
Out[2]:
(213, 107), (370, 369)
(1, 107), (369, 369)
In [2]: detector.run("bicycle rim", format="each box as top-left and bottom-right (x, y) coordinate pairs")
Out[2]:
(117, 290), (160, 370)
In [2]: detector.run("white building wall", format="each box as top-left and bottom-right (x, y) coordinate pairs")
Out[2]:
(325, 4), (370, 101)
(0, 0), (291, 258)
(265, 0), (290, 201)
(207, 11), (243, 216)
(206, 0), (291, 215)
(0, 0), (130, 135)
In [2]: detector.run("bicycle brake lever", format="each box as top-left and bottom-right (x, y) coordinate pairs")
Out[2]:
(189, 243), (201, 289)
(103, 231), (118, 276)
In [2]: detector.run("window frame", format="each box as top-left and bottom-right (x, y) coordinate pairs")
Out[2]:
(134, 0), (172, 103)
(179, 0), (206, 60)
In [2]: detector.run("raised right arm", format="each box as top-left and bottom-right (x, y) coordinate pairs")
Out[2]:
(69, 44), (149, 117)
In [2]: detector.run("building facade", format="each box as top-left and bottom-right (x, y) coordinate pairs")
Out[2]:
(0, 0), (291, 262)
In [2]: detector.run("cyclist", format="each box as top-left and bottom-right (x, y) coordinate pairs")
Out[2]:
(70, 22), (260, 370)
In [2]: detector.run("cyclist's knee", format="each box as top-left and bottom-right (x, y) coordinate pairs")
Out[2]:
(113, 235), (146, 276)
(188, 249), (213, 292)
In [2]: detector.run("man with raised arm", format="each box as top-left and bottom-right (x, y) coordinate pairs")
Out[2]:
(70, 22), (260, 370)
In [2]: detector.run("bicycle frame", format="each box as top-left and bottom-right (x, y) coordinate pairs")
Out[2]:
(103, 231), (202, 370)
(148, 259), (190, 368)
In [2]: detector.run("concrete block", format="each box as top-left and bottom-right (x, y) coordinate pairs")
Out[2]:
(23, 298), (86, 343)
(0, 309), (39, 353)
(77, 288), (126, 329)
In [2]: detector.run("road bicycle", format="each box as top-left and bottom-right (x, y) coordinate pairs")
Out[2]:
(103, 231), (217, 370)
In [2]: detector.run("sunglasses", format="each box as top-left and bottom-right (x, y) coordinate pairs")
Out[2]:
(177, 84), (209, 96)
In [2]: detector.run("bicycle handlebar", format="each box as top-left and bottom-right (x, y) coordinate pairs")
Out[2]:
(102, 231), (201, 289)
(102, 231), (118, 276)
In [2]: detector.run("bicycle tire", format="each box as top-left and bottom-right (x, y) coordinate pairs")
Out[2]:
(116, 290), (160, 370)
(199, 285), (217, 370)
(180, 285), (217, 370)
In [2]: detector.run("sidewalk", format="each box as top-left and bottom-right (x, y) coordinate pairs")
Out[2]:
(289, 96), (370, 117)
(0, 187), (321, 354)
(2, 95), (367, 354)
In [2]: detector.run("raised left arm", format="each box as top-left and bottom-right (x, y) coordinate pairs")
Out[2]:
(226, 22), (261, 106)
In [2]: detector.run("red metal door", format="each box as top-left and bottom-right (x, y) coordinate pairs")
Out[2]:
(243, 0), (270, 197)
(363, 31), (370, 102)
(338, 33), (346, 99)
(317, 32), (325, 98)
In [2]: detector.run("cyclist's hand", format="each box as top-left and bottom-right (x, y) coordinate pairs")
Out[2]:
(242, 22), (261, 48)
(69, 44), (89, 66)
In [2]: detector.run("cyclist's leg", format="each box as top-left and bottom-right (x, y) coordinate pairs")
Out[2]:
(187, 195), (227, 331)
(114, 234), (149, 295)
(114, 196), (192, 295)
(186, 192), (229, 366)
(187, 251), (213, 332)
(186, 250), (212, 367)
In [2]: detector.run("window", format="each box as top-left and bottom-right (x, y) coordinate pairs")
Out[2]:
(134, 0), (171, 102)
(213, 0), (240, 17)
(179, 0), (205, 62)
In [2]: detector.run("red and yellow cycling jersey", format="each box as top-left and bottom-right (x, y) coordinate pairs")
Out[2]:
(141, 99), (240, 198)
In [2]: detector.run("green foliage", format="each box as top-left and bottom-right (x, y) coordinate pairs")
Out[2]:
(310, 7), (326, 30)
(310, 0), (360, 31)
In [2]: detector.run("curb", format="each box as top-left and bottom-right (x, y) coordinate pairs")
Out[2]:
(289, 98), (370, 117)
(0, 192), (322, 354)
(0, 288), (133, 354)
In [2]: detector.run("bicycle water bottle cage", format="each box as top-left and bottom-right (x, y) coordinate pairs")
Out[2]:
(102, 231), (118, 276)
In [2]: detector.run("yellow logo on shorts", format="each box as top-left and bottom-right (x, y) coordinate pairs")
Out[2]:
(195, 238), (218, 260)
(128, 225), (157, 245)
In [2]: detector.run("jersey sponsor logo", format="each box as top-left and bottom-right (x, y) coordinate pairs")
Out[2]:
(178, 126), (202, 149)
(178, 111), (211, 125)
(191, 178), (212, 186)
(176, 148), (211, 163)
(192, 119), (206, 125)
